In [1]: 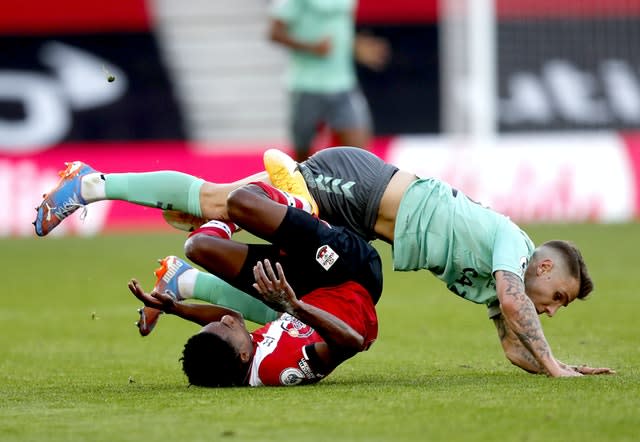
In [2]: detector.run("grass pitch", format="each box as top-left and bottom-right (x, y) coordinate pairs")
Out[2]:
(1, 223), (639, 441)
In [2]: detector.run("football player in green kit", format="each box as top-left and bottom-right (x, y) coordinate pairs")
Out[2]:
(268, 0), (388, 161)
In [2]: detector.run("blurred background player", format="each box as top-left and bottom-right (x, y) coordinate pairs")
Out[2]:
(33, 148), (613, 377)
(269, 0), (389, 161)
(128, 178), (382, 387)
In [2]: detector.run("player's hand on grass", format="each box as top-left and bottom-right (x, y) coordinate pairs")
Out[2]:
(252, 259), (298, 315)
(557, 360), (616, 376)
(128, 278), (176, 313)
(552, 366), (584, 377)
(572, 365), (616, 375)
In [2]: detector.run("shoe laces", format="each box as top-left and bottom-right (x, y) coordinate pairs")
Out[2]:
(56, 199), (88, 221)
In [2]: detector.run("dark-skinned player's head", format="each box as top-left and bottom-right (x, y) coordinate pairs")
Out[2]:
(181, 331), (251, 387)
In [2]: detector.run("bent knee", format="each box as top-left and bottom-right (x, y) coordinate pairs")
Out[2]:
(183, 234), (206, 264)
(227, 185), (262, 221)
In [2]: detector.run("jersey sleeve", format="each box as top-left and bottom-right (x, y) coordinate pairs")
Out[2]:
(250, 320), (325, 386)
(491, 218), (534, 281)
(484, 220), (534, 319)
(270, 0), (300, 22)
(303, 282), (379, 349)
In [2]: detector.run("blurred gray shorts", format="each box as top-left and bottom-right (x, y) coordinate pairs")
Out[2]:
(290, 88), (372, 148)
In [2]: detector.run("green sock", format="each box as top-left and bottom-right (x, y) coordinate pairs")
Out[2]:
(104, 172), (204, 217)
(193, 272), (279, 325)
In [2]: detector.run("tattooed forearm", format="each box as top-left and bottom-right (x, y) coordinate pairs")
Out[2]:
(493, 316), (544, 374)
(495, 271), (557, 374)
(515, 349), (543, 374)
(495, 315), (508, 341)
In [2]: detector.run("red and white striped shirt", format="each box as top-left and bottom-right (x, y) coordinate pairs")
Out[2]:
(247, 281), (378, 386)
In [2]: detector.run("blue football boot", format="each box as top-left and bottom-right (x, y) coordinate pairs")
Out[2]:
(33, 161), (96, 236)
(136, 256), (193, 337)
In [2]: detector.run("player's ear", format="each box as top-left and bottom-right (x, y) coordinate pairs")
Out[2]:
(537, 259), (553, 275)
(239, 350), (252, 363)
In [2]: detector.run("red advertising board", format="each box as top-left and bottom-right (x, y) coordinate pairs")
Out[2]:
(0, 0), (150, 34)
(621, 133), (640, 217)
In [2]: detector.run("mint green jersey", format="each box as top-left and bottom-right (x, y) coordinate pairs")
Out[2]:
(393, 179), (535, 307)
(270, 0), (356, 93)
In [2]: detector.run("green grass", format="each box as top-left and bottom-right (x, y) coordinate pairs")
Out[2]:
(1, 224), (639, 441)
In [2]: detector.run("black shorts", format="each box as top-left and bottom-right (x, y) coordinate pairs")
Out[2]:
(233, 207), (383, 305)
(299, 147), (398, 242)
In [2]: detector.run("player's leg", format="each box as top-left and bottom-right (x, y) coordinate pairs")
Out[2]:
(188, 270), (279, 324)
(263, 149), (319, 216)
(135, 182), (304, 336)
(34, 163), (207, 236)
(227, 182), (344, 280)
(328, 88), (372, 150)
(232, 200), (383, 302)
(269, 146), (398, 242)
(103, 170), (273, 228)
(185, 182), (312, 270)
(164, 220), (280, 308)
(159, 171), (269, 231)
(183, 219), (248, 281)
(183, 223), (286, 305)
(188, 183), (382, 307)
(334, 127), (370, 150)
(198, 171), (269, 219)
(34, 162), (270, 236)
(138, 252), (279, 336)
(186, 182), (314, 287)
(225, 181), (318, 241)
(290, 91), (326, 162)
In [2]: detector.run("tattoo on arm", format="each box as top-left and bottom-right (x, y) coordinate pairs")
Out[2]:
(493, 315), (543, 374)
(495, 315), (507, 341)
(498, 271), (554, 372)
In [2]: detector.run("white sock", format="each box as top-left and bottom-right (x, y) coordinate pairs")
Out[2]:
(80, 173), (106, 202)
(299, 198), (312, 214)
(283, 191), (313, 214)
(177, 268), (197, 299)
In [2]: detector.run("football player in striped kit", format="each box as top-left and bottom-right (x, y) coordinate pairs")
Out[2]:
(128, 180), (381, 387)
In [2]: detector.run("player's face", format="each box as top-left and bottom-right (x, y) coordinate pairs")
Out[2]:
(201, 314), (253, 357)
(525, 261), (580, 317)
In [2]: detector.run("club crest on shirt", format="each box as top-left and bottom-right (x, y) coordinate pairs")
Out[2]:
(279, 367), (305, 386)
(316, 244), (339, 270)
(519, 256), (529, 279)
(280, 314), (314, 338)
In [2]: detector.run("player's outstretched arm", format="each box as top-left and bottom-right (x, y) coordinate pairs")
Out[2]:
(494, 271), (580, 377)
(128, 279), (244, 326)
(494, 315), (616, 375)
(252, 260), (365, 366)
